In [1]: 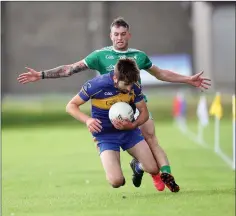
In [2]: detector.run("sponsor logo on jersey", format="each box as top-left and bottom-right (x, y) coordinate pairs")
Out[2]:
(104, 92), (113, 96)
(128, 56), (137, 60)
(106, 55), (115, 60)
(106, 65), (115, 71)
(118, 55), (137, 60)
(119, 55), (127, 59)
(106, 99), (118, 106)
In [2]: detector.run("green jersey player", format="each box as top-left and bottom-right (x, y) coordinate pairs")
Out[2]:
(17, 17), (211, 193)
(84, 46), (151, 103)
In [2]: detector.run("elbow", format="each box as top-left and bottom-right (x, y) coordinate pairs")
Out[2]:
(148, 67), (162, 80)
(153, 72), (164, 81)
(66, 103), (72, 114)
(66, 103), (80, 115)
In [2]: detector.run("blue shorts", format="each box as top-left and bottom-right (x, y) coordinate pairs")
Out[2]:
(96, 128), (144, 154)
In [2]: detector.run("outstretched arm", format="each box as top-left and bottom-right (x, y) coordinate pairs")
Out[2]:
(17, 60), (88, 84)
(42, 60), (88, 78)
(147, 65), (211, 90)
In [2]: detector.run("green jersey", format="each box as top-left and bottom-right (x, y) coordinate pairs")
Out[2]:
(83, 46), (153, 102)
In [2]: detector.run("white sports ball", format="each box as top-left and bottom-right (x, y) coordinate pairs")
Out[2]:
(109, 102), (134, 122)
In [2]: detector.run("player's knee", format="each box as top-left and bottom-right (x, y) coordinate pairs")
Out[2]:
(145, 165), (159, 175)
(111, 178), (126, 188)
(108, 176), (125, 188)
(141, 127), (155, 141)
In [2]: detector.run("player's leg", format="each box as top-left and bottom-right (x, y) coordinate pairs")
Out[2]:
(140, 117), (180, 192)
(127, 139), (159, 175)
(98, 143), (125, 188)
(133, 110), (165, 191)
(126, 139), (160, 188)
(140, 117), (170, 169)
(121, 129), (159, 187)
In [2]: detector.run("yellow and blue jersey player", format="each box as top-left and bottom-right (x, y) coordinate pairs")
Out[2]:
(66, 59), (160, 188)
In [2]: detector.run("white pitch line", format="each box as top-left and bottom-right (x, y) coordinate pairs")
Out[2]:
(174, 120), (209, 149)
(175, 120), (233, 168)
(216, 149), (233, 167)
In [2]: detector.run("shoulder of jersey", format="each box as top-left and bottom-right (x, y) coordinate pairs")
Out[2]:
(95, 46), (113, 53)
(128, 48), (147, 55)
(128, 48), (141, 52)
(134, 82), (141, 89)
(90, 74), (110, 88)
(94, 46), (145, 54)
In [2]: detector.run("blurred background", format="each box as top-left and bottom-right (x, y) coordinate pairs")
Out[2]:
(1, 1), (235, 94)
(1, 1), (235, 125)
(1, 2), (235, 215)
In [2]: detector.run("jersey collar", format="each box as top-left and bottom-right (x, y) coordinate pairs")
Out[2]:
(112, 47), (129, 53)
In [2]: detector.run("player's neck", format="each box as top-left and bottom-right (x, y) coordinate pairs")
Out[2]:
(112, 46), (129, 53)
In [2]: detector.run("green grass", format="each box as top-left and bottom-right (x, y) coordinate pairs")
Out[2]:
(187, 118), (234, 158)
(2, 122), (235, 216)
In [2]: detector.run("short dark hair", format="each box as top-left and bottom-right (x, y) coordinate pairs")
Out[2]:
(110, 17), (129, 30)
(115, 59), (139, 84)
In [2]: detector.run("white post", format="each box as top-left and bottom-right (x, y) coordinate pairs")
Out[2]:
(192, 2), (214, 88)
(214, 116), (220, 154)
(232, 95), (235, 170)
(233, 118), (235, 170)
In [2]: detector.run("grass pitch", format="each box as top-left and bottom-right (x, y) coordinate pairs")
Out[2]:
(2, 121), (235, 216)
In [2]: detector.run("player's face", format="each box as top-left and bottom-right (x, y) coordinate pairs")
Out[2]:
(116, 80), (133, 94)
(110, 26), (131, 51)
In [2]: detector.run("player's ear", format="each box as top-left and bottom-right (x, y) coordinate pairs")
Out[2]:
(113, 74), (118, 83)
(110, 32), (112, 41)
(127, 32), (131, 39)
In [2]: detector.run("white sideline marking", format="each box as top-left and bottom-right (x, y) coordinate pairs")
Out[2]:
(174, 120), (233, 168)
(174, 119), (209, 149)
(215, 149), (233, 167)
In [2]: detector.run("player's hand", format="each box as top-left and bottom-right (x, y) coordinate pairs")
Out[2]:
(188, 71), (211, 91)
(112, 118), (135, 130)
(86, 118), (102, 133)
(17, 67), (41, 84)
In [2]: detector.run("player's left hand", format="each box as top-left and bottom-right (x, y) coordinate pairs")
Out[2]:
(188, 71), (211, 91)
(112, 119), (135, 130)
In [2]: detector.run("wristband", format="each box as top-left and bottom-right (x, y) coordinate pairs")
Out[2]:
(41, 71), (45, 79)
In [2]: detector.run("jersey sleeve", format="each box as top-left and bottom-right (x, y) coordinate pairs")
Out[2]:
(83, 51), (99, 70)
(138, 52), (153, 70)
(133, 83), (144, 104)
(78, 79), (99, 101)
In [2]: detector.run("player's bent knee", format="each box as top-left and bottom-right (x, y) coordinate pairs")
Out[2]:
(141, 129), (155, 143)
(142, 129), (155, 140)
(145, 166), (159, 175)
(111, 178), (126, 188)
(107, 176), (125, 188)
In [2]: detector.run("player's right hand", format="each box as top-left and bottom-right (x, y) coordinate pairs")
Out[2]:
(112, 118), (135, 130)
(86, 118), (102, 133)
(17, 67), (41, 84)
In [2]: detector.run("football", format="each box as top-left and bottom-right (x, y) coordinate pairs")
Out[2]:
(109, 102), (134, 122)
